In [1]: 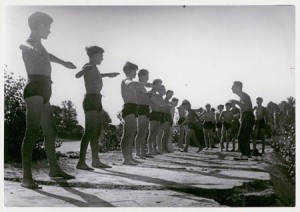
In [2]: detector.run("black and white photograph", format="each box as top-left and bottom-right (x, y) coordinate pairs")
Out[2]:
(2, 0), (297, 209)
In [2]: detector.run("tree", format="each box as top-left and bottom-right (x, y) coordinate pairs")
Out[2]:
(4, 69), (46, 162)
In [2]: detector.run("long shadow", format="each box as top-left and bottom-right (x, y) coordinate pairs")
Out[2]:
(33, 181), (115, 207)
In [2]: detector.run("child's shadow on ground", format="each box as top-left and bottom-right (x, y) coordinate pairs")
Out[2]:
(34, 182), (115, 207)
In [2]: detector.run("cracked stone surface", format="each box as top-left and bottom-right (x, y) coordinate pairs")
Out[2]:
(4, 141), (274, 207)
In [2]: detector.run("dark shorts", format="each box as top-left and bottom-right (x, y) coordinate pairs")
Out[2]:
(231, 119), (240, 133)
(255, 119), (266, 130)
(23, 75), (52, 104)
(122, 103), (138, 118)
(83, 93), (103, 113)
(203, 121), (214, 129)
(149, 111), (161, 121)
(188, 122), (197, 131)
(178, 117), (186, 125)
(138, 105), (150, 118)
(163, 113), (172, 125)
(217, 121), (223, 129)
(223, 122), (232, 130)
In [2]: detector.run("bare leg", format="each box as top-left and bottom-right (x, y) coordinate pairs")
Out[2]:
(178, 125), (185, 148)
(161, 122), (171, 153)
(135, 116), (148, 158)
(42, 103), (74, 179)
(21, 96), (43, 189)
(76, 111), (95, 170)
(147, 121), (158, 155)
(226, 129), (232, 151)
(203, 129), (209, 149)
(183, 129), (191, 152)
(91, 111), (112, 168)
(220, 127), (225, 151)
(121, 115), (137, 165)
(156, 122), (163, 153)
(260, 129), (266, 154)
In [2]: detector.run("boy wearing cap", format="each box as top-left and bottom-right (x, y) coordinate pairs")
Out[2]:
(75, 46), (119, 170)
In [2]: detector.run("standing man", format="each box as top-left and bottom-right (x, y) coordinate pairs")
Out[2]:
(230, 81), (255, 160)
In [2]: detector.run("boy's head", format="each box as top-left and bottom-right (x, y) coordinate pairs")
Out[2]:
(171, 97), (179, 106)
(182, 99), (191, 110)
(85, 46), (104, 65)
(225, 102), (232, 110)
(138, 69), (149, 82)
(256, 97), (263, 105)
(28, 12), (53, 39)
(232, 81), (243, 94)
(166, 90), (174, 100)
(217, 104), (224, 111)
(205, 104), (211, 110)
(123, 61), (138, 78)
(152, 79), (162, 91)
(158, 85), (166, 96)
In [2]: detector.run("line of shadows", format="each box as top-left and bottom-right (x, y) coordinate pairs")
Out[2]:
(33, 180), (115, 207)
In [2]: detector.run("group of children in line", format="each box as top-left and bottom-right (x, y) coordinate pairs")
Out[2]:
(19, 12), (268, 189)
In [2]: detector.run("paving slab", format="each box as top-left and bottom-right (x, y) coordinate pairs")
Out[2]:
(4, 142), (274, 207)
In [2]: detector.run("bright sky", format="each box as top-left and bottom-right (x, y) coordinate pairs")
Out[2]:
(4, 4), (295, 126)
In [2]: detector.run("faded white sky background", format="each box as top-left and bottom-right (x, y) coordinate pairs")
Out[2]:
(4, 5), (295, 126)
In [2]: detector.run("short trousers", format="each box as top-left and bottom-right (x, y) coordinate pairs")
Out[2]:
(255, 119), (266, 130)
(223, 122), (232, 130)
(231, 119), (240, 133)
(203, 121), (214, 129)
(163, 113), (172, 124)
(122, 103), (138, 118)
(83, 93), (103, 113)
(138, 104), (150, 118)
(217, 121), (223, 129)
(23, 75), (52, 104)
(178, 117), (186, 125)
(188, 122), (197, 131)
(149, 111), (161, 121)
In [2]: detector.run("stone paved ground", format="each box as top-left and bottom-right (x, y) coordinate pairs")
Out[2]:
(4, 142), (281, 207)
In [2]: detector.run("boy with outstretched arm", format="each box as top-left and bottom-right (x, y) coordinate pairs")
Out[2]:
(167, 97), (179, 152)
(181, 100), (202, 152)
(134, 69), (151, 159)
(75, 46), (119, 170)
(177, 102), (188, 148)
(120, 62), (141, 165)
(160, 90), (174, 153)
(147, 79), (163, 156)
(20, 12), (76, 189)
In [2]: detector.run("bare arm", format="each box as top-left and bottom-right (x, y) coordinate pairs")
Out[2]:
(49, 53), (76, 69)
(101, 72), (120, 78)
(75, 65), (92, 78)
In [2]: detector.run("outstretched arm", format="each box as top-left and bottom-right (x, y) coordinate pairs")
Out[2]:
(101, 72), (120, 78)
(49, 54), (76, 69)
